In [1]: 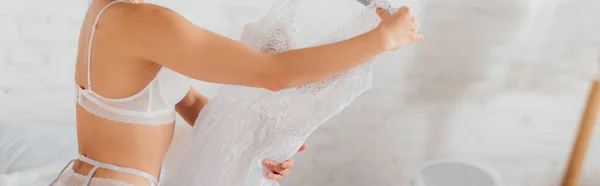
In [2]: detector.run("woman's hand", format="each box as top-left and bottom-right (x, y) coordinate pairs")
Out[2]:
(262, 144), (308, 181)
(375, 6), (423, 50)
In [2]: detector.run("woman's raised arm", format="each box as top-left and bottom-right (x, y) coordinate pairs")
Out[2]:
(125, 4), (420, 91)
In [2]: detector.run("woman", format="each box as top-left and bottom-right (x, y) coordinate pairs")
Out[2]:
(51, 0), (421, 185)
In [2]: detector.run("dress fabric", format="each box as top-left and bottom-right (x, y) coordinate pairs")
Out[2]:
(165, 0), (390, 185)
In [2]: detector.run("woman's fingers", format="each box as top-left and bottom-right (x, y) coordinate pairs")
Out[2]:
(298, 144), (308, 152)
(262, 144), (306, 181)
(414, 34), (424, 41)
(263, 160), (284, 173)
(414, 18), (420, 30)
(376, 8), (390, 19)
(263, 160), (289, 175)
(266, 172), (283, 181)
(281, 159), (295, 169)
(263, 158), (296, 181)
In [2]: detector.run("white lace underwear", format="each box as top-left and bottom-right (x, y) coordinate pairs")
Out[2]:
(165, 0), (390, 185)
(52, 168), (133, 186)
(53, 169), (166, 186)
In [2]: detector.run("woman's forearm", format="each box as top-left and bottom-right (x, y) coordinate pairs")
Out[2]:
(176, 89), (211, 126)
(270, 29), (387, 90)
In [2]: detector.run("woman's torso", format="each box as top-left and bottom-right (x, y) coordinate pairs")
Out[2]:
(73, 1), (187, 184)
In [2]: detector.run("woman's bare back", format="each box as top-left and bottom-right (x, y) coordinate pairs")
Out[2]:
(73, 1), (174, 184)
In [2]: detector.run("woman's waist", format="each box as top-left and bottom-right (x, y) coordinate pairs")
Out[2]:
(77, 115), (175, 153)
(78, 137), (171, 171)
(77, 127), (173, 178)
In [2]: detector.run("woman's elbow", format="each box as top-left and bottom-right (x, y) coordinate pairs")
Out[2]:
(255, 57), (295, 92)
(259, 66), (298, 92)
(261, 73), (291, 92)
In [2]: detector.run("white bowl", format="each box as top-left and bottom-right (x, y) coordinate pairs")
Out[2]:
(413, 160), (502, 186)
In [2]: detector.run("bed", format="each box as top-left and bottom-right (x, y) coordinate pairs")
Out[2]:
(0, 123), (192, 186)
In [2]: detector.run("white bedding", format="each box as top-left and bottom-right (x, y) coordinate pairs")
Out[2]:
(0, 161), (68, 186)
(0, 123), (191, 186)
(0, 124), (77, 186)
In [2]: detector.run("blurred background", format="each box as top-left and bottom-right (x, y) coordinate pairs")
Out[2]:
(1, 0), (600, 185)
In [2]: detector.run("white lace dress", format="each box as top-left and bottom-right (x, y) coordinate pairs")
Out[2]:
(165, 0), (391, 185)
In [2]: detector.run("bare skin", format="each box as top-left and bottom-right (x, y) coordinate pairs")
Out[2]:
(74, 0), (420, 185)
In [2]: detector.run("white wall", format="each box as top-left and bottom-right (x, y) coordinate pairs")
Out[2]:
(1, 0), (600, 185)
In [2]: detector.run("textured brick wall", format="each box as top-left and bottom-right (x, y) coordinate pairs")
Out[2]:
(1, 0), (85, 123)
(1, 0), (600, 185)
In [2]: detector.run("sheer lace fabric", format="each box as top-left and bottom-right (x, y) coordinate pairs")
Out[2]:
(52, 168), (134, 186)
(77, 67), (191, 125)
(165, 0), (389, 185)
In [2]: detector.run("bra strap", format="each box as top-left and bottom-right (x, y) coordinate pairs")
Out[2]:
(86, 0), (128, 90)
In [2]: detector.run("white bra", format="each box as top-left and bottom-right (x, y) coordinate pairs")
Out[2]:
(76, 0), (191, 125)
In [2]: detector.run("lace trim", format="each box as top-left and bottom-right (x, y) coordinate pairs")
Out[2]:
(78, 94), (176, 125)
(52, 168), (134, 186)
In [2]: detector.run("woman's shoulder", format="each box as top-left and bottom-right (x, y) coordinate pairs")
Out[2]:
(111, 3), (177, 23)
(111, 3), (190, 34)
